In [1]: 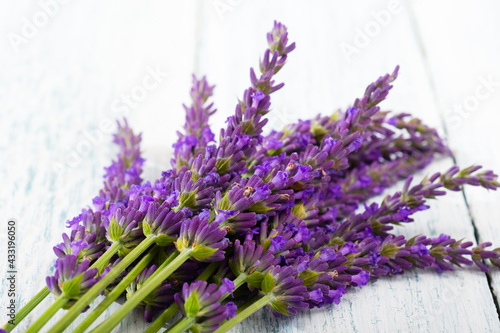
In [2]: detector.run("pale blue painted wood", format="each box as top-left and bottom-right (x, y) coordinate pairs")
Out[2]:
(1, 1), (499, 333)
(410, 0), (500, 314)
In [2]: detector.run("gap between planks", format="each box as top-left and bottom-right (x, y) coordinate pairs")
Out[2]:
(406, 0), (500, 321)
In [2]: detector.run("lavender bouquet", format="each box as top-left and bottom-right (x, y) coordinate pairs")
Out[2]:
(3, 21), (500, 333)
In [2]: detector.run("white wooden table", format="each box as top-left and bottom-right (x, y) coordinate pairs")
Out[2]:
(1, 1), (500, 332)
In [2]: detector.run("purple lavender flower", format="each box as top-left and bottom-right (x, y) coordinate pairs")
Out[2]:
(257, 266), (308, 316)
(53, 226), (105, 264)
(103, 202), (148, 256)
(100, 119), (144, 203)
(174, 280), (236, 332)
(175, 216), (228, 262)
(472, 242), (499, 272)
(46, 255), (99, 308)
(229, 239), (278, 278)
(143, 201), (186, 245)
(172, 75), (216, 169)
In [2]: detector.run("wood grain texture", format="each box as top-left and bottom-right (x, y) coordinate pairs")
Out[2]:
(1, 1), (499, 332)
(410, 0), (500, 314)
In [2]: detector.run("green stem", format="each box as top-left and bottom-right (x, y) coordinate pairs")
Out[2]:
(90, 249), (192, 333)
(25, 296), (68, 333)
(3, 287), (50, 332)
(214, 294), (272, 333)
(165, 317), (196, 333)
(72, 246), (160, 333)
(50, 235), (157, 333)
(220, 273), (247, 302)
(144, 304), (179, 333)
(195, 261), (220, 281)
(146, 250), (178, 282)
(2, 242), (122, 332)
(144, 261), (220, 333)
(91, 241), (124, 273)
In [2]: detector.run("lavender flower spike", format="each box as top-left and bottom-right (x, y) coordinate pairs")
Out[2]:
(101, 119), (144, 203)
(172, 75), (216, 169)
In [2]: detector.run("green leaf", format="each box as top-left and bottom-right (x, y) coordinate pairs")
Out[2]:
(184, 290), (200, 317)
(107, 218), (123, 242)
(143, 222), (153, 236)
(270, 299), (289, 316)
(247, 271), (265, 289)
(261, 272), (276, 293)
(192, 245), (218, 261)
(155, 234), (176, 246)
(62, 274), (83, 298)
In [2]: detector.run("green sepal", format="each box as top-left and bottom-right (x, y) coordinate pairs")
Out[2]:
(330, 110), (341, 122)
(310, 120), (328, 138)
(261, 238), (271, 253)
(190, 325), (201, 333)
(143, 222), (153, 236)
(290, 203), (306, 219)
(108, 218), (123, 242)
(179, 188), (198, 209)
(261, 272), (276, 293)
(247, 271), (265, 289)
(62, 274), (83, 299)
(155, 234), (176, 246)
(298, 269), (319, 288)
(184, 290), (200, 317)
(228, 259), (241, 276)
(215, 192), (231, 211)
(215, 157), (232, 174)
(247, 201), (273, 213)
(270, 299), (289, 316)
(192, 245), (218, 261)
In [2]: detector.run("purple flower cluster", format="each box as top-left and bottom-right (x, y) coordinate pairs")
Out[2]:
(33, 20), (500, 333)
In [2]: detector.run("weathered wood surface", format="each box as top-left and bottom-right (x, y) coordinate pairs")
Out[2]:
(1, 1), (499, 332)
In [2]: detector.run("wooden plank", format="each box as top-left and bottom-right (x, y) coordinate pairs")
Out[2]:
(1, 1), (499, 332)
(0, 1), (201, 332)
(197, 0), (500, 332)
(410, 0), (500, 311)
